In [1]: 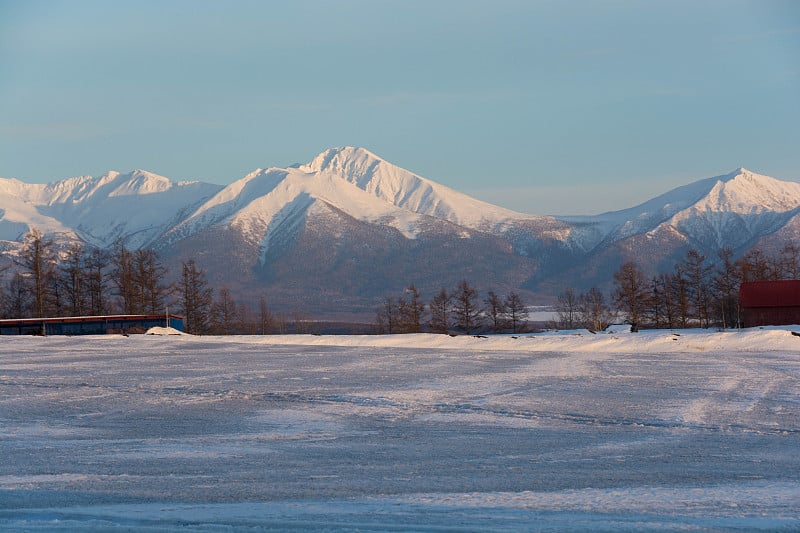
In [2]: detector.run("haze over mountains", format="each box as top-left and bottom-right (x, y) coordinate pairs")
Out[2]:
(2, 147), (798, 318)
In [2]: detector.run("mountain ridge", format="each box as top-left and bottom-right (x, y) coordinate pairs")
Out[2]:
(0, 148), (797, 316)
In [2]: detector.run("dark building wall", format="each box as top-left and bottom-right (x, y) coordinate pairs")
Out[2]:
(741, 307), (800, 327)
(740, 280), (800, 327)
(0, 315), (184, 336)
(740, 280), (800, 308)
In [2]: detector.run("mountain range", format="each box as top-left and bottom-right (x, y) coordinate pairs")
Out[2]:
(2, 147), (799, 319)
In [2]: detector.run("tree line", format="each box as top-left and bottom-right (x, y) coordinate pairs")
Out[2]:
(10, 228), (798, 335)
(1, 228), (303, 335)
(375, 280), (529, 334)
(561, 242), (800, 331)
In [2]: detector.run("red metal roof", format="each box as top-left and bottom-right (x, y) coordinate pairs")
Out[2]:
(740, 280), (800, 308)
(0, 314), (184, 326)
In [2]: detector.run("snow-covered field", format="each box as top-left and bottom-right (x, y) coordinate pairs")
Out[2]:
(1, 328), (799, 531)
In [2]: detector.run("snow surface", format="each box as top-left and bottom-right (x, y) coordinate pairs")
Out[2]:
(1, 327), (798, 531)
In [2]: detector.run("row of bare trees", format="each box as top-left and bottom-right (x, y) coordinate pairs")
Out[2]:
(611, 243), (800, 329)
(2, 228), (300, 335)
(551, 287), (615, 332)
(553, 243), (800, 331)
(8, 230), (197, 321)
(6, 229), (128, 320)
(376, 280), (529, 334)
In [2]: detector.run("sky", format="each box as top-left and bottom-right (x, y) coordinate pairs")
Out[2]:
(1, 0), (799, 215)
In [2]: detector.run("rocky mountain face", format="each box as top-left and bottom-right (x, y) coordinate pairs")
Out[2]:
(1, 148), (798, 318)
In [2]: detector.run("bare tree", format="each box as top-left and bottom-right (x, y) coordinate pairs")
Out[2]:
(670, 267), (690, 328)
(258, 295), (274, 335)
(613, 261), (647, 330)
(59, 243), (87, 316)
(179, 259), (213, 334)
(376, 285), (426, 334)
(579, 287), (613, 332)
(399, 284), (425, 333)
(428, 288), (450, 334)
(504, 291), (528, 334)
(375, 297), (398, 334)
(212, 287), (237, 335)
(737, 248), (772, 282)
(44, 271), (65, 317)
(292, 310), (315, 334)
(712, 246), (740, 329)
(237, 302), (256, 334)
(661, 273), (680, 329)
(4, 272), (30, 318)
(647, 276), (666, 328)
(19, 228), (56, 318)
(133, 249), (169, 314)
(484, 290), (507, 333)
(451, 279), (482, 334)
(775, 242), (800, 279)
(275, 312), (288, 334)
(554, 287), (580, 329)
(681, 249), (712, 327)
(111, 239), (136, 314)
(85, 247), (110, 315)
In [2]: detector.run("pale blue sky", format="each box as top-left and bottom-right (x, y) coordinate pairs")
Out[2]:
(1, 0), (798, 214)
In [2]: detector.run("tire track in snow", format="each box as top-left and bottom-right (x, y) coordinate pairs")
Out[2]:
(5, 378), (798, 436)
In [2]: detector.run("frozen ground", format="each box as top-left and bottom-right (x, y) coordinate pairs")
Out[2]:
(1, 328), (799, 531)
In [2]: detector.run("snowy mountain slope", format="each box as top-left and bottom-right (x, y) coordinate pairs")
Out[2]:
(158, 168), (290, 245)
(299, 147), (546, 230)
(169, 163), (428, 246)
(163, 147), (569, 265)
(170, 147), (555, 243)
(43, 171), (223, 249)
(666, 168), (800, 248)
(559, 176), (721, 251)
(244, 198), (542, 315)
(532, 168), (800, 297)
(0, 171), (222, 248)
(0, 178), (77, 241)
(558, 168), (800, 252)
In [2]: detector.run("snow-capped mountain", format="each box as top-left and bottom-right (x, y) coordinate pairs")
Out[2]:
(538, 167), (800, 294)
(665, 168), (800, 249)
(161, 147), (571, 269)
(562, 168), (800, 251)
(0, 170), (221, 249)
(0, 149), (797, 316)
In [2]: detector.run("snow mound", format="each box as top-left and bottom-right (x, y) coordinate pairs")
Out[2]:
(145, 326), (186, 336)
(251, 327), (800, 354)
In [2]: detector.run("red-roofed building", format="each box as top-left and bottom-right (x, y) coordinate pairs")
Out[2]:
(739, 280), (800, 327)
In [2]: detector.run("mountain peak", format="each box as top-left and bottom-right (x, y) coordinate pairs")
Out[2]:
(720, 167), (763, 182)
(662, 167), (800, 227)
(303, 146), (382, 174)
(110, 170), (174, 196)
(128, 169), (171, 183)
(723, 167), (785, 188)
